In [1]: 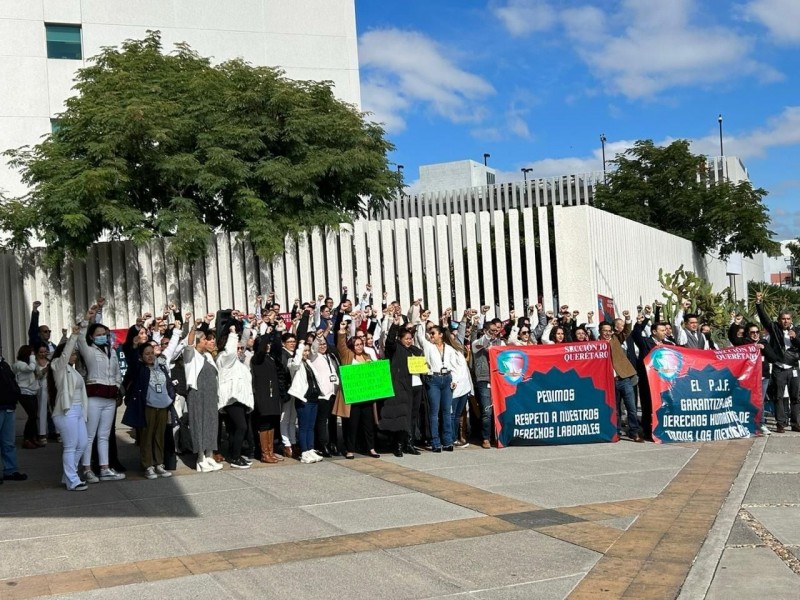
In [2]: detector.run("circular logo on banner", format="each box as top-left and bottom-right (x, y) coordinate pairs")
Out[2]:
(650, 347), (683, 382)
(498, 350), (528, 384)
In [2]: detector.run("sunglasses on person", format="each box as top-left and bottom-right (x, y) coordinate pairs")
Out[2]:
(748, 329), (760, 336)
(519, 330), (530, 335)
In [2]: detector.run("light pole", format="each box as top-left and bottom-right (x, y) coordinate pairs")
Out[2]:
(521, 167), (532, 183)
(600, 133), (607, 183)
(483, 153), (490, 167)
(718, 114), (724, 157)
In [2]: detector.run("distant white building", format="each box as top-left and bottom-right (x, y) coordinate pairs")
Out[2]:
(417, 159), (496, 191)
(0, 0), (360, 198)
(384, 155), (750, 221)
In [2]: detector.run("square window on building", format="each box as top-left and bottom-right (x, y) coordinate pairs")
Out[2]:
(45, 24), (82, 60)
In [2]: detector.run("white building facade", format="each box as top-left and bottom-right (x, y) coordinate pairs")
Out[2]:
(0, 0), (360, 197)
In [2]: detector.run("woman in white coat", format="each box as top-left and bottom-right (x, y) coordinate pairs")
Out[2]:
(287, 341), (323, 464)
(216, 326), (255, 469)
(48, 323), (89, 491)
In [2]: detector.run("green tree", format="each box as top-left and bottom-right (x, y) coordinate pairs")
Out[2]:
(1, 32), (400, 263)
(594, 139), (781, 259)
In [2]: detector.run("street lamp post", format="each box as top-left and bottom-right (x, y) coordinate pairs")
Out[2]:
(483, 153), (490, 167)
(718, 114), (724, 157)
(521, 167), (532, 183)
(600, 133), (607, 183)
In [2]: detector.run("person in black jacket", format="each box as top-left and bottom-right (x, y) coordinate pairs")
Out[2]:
(743, 323), (780, 435)
(755, 292), (800, 433)
(251, 335), (288, 463)
(632, 316), (674, 441)
(381, 321), (416, 457)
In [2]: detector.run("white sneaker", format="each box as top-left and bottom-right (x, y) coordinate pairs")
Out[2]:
(206, 457), (223, 471)
(300, 451), (315, 464)
(760, 424), (772, 436)
(83, 470), (100, 484)
(312, 451), (323, 463)
(99, 467), (126, 481)
(144, 466), (157, 480)
(154, 465), (172, 478)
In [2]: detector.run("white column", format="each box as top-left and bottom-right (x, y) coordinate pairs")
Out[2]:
(422, 216), (439, 318)
(271, 254), (286, 309)
(394, 219), (410, 305)
(522, 207), (539, 306)
(243, 240), (259, 312)
(380, 220), (396, 304)
(151, 239), (167, 314)
(338, 224), (354, 297)
(230, 234), (248, 312)
(311, 228), (327, 299)
(450, 213), (466, 315)
(204, 238), (220, 314)
(192, 257), (207, 318)
(216, 233), (233, 310)
(284, 235), (299, 308)
(111, 242), (128, 328)
(297, 232), (313, 303)
(436, 215), (452, 314)
(367, 220), (383, 302)
(124, 241), (141, 325)
(538, 206), (554, 309)
(493, 210), (509, 318)
(407, 217), (424, 304)
(464, 213), (480, 310)
(507, 209), (524, 315)
(137, 243), (153, 313)
(479, 211), (495, 318)
(353, 219), (368, 293)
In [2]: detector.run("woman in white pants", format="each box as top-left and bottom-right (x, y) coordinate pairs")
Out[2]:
(77, 305), (125, 483)
(49, 324), (89, 491)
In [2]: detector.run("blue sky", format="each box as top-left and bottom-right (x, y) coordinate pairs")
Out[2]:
(355, 0), (800, 240)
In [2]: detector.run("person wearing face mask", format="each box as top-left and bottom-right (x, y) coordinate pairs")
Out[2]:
(77, 305), (124, 483)
(48, 324), (89, 491)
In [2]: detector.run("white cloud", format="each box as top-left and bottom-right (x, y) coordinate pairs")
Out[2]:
(689, 107), (800, 159)
(359, 29), (495, 133)
(489, 106), (800, 184)
(565, 0), (779, 98)
(741, 0), (800, 44)
(490, 0), (558, 37)
(470, 98), (533, 141)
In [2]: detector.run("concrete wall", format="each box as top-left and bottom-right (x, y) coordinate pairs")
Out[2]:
(553, 204), (767, 318)
(0, 0), (360, 197)
(0, 205), (768, 359)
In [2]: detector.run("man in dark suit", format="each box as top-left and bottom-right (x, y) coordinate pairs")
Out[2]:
(755, 291), (800, 433)
(632, 313), (674, 441)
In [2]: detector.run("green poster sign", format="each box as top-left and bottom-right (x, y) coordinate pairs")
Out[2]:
(340, 359), (395, 404)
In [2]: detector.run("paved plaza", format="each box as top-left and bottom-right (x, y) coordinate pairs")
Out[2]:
(2, 415), (800, 599)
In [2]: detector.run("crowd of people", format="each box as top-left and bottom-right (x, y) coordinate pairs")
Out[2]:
(1, 286), (797, 491)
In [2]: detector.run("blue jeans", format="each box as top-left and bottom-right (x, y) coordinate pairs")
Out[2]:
(451, 394), (469, 442)
(295, 400), (318, 453)
(1, 408), (20, 476)
(762, 377), (771, 424)
(615, 377), (640, 437)
(427, 374), (454, 448)
(475, 381), (493, 441)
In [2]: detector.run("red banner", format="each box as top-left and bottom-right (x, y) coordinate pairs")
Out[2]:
(645, 344), (762, 443)
(488, 342), (618, 447)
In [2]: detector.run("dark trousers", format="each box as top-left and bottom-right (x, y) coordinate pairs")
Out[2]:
(637, 367), (653, 439)
(19, 394), (38, 441)
(315, 396), (335, 450)
(346, 402), (375, 454)
(410, 386), (423, 441)
(771, 367), (800, 427)
(224, 402), (248, 460)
